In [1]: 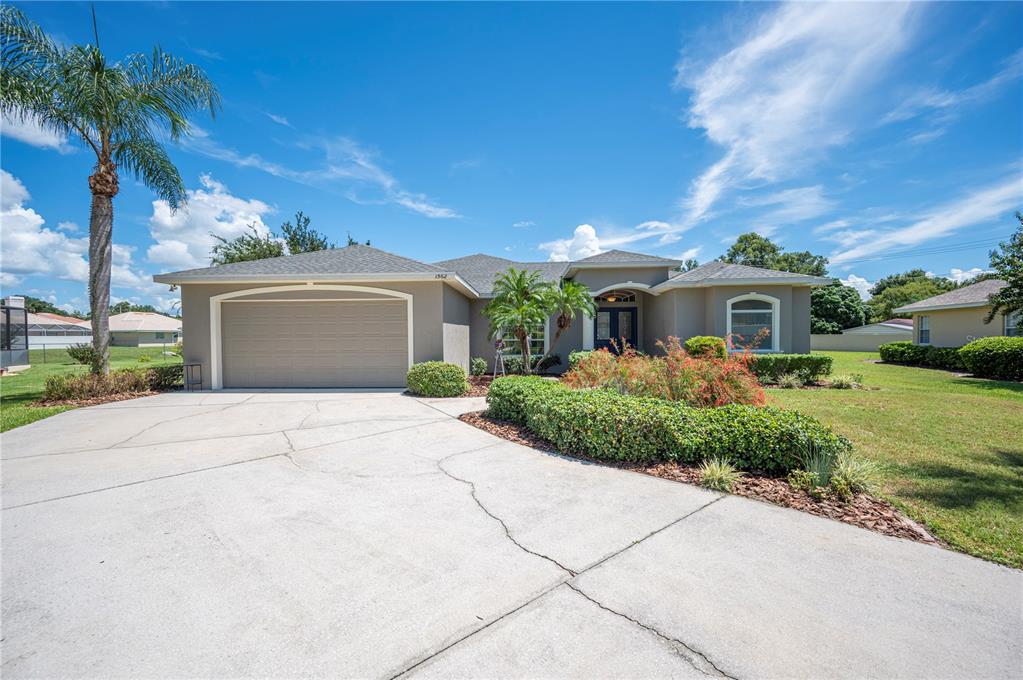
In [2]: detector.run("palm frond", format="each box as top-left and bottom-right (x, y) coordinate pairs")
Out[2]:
(113, 136), (185, 207)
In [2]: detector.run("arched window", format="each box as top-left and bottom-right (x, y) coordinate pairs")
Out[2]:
(726, 294), (779, 352)
(595, 289), (637, 303)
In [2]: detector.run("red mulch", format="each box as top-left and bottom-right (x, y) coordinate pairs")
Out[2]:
(36, 390), (161, 408)
(458, 410), (941, 546)
(465, 375), (493, 397)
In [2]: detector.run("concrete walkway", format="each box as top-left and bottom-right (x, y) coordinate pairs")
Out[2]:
(1, 391), (1019, 679)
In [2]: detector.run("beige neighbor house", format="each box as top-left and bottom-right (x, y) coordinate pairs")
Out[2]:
(811, 318), (913, 352)
(153, 245), (830, 389)
(894, 279), (1019, 347)
(108, 311), (182, 347)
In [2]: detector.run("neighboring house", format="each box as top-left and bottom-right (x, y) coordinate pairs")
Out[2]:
(27, 312), (92, 348)
(153, 245), (830, 389)
(811, 318), (913, 352)
(893, 279), (1018, 347)
(109, 312), (182, 347)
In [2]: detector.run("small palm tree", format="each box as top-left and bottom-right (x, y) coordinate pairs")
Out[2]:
(484, 269), (550, 375)
(535, 280), (596, 367)
(1, 6), (219, 372)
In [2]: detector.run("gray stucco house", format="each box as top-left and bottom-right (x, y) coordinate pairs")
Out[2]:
(154, 245), (829, 389)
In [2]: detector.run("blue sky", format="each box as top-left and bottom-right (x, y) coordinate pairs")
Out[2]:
(1, 1), (1021, 312)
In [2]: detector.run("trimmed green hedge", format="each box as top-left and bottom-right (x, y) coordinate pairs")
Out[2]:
(747, 354), (833, 383)
(959, 336), (1023, 381)
(879, 341), (964, 371)
(406, 361), (468, 397)
(486, 376), (850, 472)
(684, 336), (727, 359)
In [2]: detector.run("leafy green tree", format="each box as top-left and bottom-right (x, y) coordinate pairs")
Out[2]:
(22, 296), (83, 318)
(210, 224), (284, 265)
(866, 279), (953, 323)
(280, 210), (333, 253)
(677, 259), (700, 272)
(720, 233), (828, 276)
(811, 281), (865, 333)
(720, 233), (781, 268)
(983, 211), (1023, 323)
(346, 232), (371, 246)
(868, 269), (954, 297)
(1, 6), (219, 372)
(110, 301), (158, 314)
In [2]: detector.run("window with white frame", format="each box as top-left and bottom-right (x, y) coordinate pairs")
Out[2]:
(918, 315), (930, 344)
(499, 321), (547, 359)
(726, 294), (778, 352)
(1006, 311), (1021, 337)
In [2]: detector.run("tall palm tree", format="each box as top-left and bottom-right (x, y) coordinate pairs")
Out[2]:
(484, 269), (550, 375)
(536, 280), (596, 366)
(1, 6), (219, 372)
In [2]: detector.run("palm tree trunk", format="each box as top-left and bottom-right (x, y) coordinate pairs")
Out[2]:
(88, 189), (114, 374)
(518, 328), (532, 375)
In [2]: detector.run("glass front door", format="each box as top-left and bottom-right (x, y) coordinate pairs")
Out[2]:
(594, 307), (637, 353)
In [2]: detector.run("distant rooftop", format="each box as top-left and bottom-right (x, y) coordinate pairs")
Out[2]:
(894, 279), (1007, 313)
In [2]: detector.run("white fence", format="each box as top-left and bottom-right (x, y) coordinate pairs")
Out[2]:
(28, 334), (93, 349)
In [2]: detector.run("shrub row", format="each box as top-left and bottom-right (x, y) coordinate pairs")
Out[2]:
(43, 365), (183, 401)
(486, 376), (850, 472)
(958, 336), (1023, 381)
(406, 361), (468, 397)
(878, 341), (964, 371)
(683, 336), (727, 359)
(747, 354), (833, 383)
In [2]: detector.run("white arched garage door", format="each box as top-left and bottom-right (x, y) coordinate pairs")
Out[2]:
(216, 287), (410, 389)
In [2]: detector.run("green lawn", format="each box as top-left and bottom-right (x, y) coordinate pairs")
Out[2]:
(770, 351), (1023, 568)
(0, 346), (182, 432)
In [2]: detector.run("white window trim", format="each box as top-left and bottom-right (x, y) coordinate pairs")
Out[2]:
(208, 284), (413, 390)
(918, 315), (931, 345)
(497, 317), (550, 359)
(1005, 310), (1020, 337)
(726, 293), (780, 353)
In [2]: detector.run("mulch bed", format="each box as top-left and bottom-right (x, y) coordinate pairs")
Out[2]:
(36, 390), (161, 408)
(458, 410), (941, 546)
(465, 375), (494, 397)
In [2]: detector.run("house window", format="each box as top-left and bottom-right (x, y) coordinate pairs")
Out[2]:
(596, 289), (637, 303)
(918, 316), (930, 344)
(156, 332), (165, 340)
(726, 294), (779, 352)
(499, 321), (547, 359)
(1007, 311), (1021, 337)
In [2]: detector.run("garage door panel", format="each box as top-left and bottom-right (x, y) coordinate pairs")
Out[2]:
(221, 300), (408, 388)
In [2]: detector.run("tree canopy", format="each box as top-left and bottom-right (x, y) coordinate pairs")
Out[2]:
(810, 282), (866, 334)
(21, 296), (83, 318)
(209, 211), (336, 265)
(983, 211), (1023, 323)
(720, 232), (828, 276)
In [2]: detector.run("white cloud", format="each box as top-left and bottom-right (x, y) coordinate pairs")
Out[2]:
(265, 112), (293, 128)
(540, 224), (603, 262)
(1, 112), (74, 153)
(0, 170), (89, 285)
(674, 246), (702, 261)
(146, 174), (272, 270)
(57, 221), (79, 232)
(185, 131), (459, 219)
(830, 174), (1023, 265)
(676, 2), (916, 224)
(512, 220), (535, 229)
(948, 267), (990, 284)
(740, 186), (834, 225)
(840, 274), (873, 300)
(813, 219), (851, 234)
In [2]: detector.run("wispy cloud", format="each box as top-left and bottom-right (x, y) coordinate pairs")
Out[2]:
(450, 158), (483, 172)
(675, 2), (917, 225)
(265, 112), (293, 128)
(183, 129), (459, 219)
(191, 46), (223, 61)
(829, 173), (1023, 265)
(538, 220), (688, 261)
(1, 112), (74, 153)
(512, 220), (535, 229)
(738, 185), (835, 226)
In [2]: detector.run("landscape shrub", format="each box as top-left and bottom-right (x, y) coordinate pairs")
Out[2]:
(568, 350), (592, 370)
(66, 343), (102, 373)
(829, 375), (857, 389)
(563, 339), (765, 407)
(147, 365), (184, 390)
(502, 356), (524, 375)
(43, 369), (150, 401)
(406, 361), (468, 397)
(879, 341), (964, 371)
(831, 451), (878, 496)
(469, 357), (488, 377)
(778, 373), (802, 389)
(958, 336), (1023, 381)
(486, 376), (850, 472)
(699, 457), (743, 492)
(747, 354), (832, 384)
(684, 336), (727, 359)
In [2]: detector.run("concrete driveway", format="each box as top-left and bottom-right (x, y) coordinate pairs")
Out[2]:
(1, 391), (1019, 679)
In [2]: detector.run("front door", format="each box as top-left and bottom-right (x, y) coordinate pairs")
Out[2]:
(594, 307), (637, 353)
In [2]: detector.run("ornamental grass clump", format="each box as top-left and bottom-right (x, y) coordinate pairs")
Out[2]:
(699, 457), (744, 492)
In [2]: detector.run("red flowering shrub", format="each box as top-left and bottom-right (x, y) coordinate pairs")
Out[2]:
(561, 337), (764, 407)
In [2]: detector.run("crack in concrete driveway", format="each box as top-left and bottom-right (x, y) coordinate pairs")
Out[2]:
(1, 391), (1019, 679)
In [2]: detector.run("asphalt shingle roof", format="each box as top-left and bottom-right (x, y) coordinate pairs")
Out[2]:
(155, 244), (444, 280)
(574, 249), (680, 265)
(894, 279), (1007, 312)
(668, 261), (828, 283)
(433, 254), (568, 297)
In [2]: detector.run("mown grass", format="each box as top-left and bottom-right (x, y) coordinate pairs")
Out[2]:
(0, 346), (182, 432)
(769, 351), (1023, 568)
